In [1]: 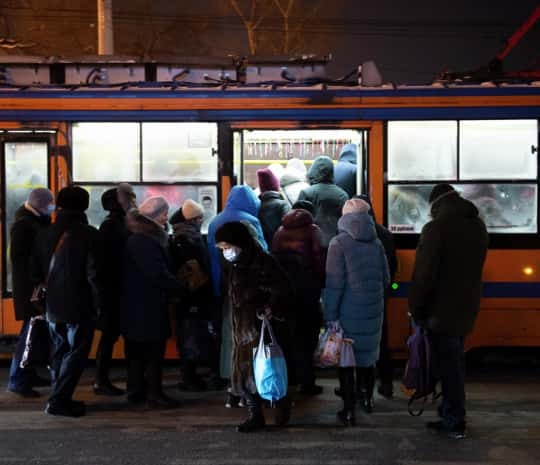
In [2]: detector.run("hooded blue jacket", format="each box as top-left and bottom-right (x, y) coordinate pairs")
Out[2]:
(334, 144), (357, 198)
(207, 185), (267, 296)
(323, 212), (390, 367)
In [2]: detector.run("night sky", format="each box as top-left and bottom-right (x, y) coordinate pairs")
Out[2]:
(0, 0), (538, 84)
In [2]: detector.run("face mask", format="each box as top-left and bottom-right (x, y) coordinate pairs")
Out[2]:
(223, 246), (241, 262)
(45, 204), (55, 216)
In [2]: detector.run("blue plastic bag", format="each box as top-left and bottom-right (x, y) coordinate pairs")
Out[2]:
(253, 317), (288, 402)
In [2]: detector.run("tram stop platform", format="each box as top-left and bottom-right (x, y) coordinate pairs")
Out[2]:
(0, 361), (539, 465)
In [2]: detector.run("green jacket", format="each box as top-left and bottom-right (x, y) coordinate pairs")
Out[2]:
(409, 192), (488, 336)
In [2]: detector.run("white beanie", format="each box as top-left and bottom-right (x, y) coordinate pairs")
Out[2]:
(139, 196), (169, 220)
(342, 198), (370, 216)
(181, 199), (204, 220)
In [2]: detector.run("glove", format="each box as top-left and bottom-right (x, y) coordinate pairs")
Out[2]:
(256, 306), (272, 320)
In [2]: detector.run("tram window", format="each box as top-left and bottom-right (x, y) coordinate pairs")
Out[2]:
(387, 184), (537, 234)
(72, 123), (140, 182)
(239, 129), (364, 192)
(142, 123), (218, 182)
(387, 121), (457, 181)
(460, 120), (538, 180)
(81, 184), (218, 234)
(3, 142), (48, 293)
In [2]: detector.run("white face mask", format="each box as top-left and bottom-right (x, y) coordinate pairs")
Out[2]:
(223, 246), (241, 262)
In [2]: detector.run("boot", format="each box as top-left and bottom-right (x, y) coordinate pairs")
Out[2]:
(94, 334), (124, 396)
(356, 366), (375, 414)
(237, 394), (265, 433)
(146, 361), (181, 409)
(275, 395), (292, 427)
(337, 367), (356, 426)
(126, 359), (146, 404)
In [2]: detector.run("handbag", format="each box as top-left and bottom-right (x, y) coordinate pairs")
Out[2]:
(253, 317), (288, 402)
(177, 259), (209, 291)
(30, 232), (67, 313)
(313, 323), (344, 368)
(20, 315), (50, 368)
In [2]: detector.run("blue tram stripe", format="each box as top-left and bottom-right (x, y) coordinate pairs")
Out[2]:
(390, 282), (540, 298)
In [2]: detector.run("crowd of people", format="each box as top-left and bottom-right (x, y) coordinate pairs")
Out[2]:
(7, 147), (488, 440)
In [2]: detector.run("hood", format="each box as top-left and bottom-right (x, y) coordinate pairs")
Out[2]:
(307, 156), (334, 185)
(338, 144), (357, 164)
(337, 212), (376, 242)
(282, 208), (313, 229)
(127, 210), (168, 247)
(431, 192), (479, 220)
(15, 204), (51, 225)
(280, 171), (305, 188)
(225, 185), (260, 216)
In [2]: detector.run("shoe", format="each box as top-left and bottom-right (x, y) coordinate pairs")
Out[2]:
(236, 403), (265, 433)
(275, 397), (291, 427)
(32, 375), (52, 387)
(93, 382), (125, 396)
(45, 401), (86, 417)
(377, 383), (394, 400)
(7, 387), (40, 398)
(225, 392), (241, 408)
(337, 409), (356, 426)
(146, 393), (182, 409)
(299, 384), (323, 396)
(426, 420), (466, 439)
(238, 396), (246, 408)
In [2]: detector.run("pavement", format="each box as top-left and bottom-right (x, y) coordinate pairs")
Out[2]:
(0, 362), (539, 465)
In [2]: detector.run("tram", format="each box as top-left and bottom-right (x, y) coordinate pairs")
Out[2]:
(0, 57), (538, 359)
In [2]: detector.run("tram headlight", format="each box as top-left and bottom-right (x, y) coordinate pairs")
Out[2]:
(523, 266), (535, 276)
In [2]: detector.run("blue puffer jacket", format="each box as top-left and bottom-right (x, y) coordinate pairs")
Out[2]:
(207, 185), (268, 296)
(334, 144), (357, 198)
(323, 212), (390, 367)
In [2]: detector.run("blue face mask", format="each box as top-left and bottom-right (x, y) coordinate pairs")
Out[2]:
(223, 246), (241, 262)
(45, 204), (55, 216)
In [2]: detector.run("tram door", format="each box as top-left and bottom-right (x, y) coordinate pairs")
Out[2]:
(233, 128), (368, 196)
(1, 137), (50, 336)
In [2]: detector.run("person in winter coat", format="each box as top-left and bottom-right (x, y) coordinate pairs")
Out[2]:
(8, 188), (54, 398)
(257, 168), (290, 246)
(334, 143), (357, 198)
(31, 186), (102, 417)
(324, 198), (390, 426)
(298, 156), (349, 248)
(355, 194), (397, 399)
(207, 185), (267, 406)
(93, 183), (136, 397)
(272, 207), (325, 396)
(409, 184), (488, 439)
(121, 196), (184, 409)
(170, 199), (221, 392)
(280, 158), (309, 206)
(215, 221), (293, 433)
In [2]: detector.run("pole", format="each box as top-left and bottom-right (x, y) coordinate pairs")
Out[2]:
(97, 0), (114, 55)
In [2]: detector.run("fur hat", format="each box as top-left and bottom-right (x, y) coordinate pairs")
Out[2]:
(429, 183), (456, 204)
(257, 168), (280, 193)
(215, 222), (255, 248)
(139, 196), (169, 220)
(56, 186), (89, 212)
(342, 198), (370, 216)
(27, 188), (54, 214)
(181, 199), (204, 220)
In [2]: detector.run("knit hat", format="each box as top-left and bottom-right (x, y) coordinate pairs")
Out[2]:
(181, 199), (204, 220)
(27, 188), (54, 214)
(215, 222), (255, 249)
(429, 183), (456, 204)
(342, 198), (370, 216)
(292, 199), (314, 215)
(139, 196), (169, 220)
(257, 168), (280, 193)
(56, 186), (89, 212)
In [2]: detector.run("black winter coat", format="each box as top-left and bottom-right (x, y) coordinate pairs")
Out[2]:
(31, 210), (102, 324)
(170, 222), (215, 321)
(258, 191), (290, 246)
(121, 212), (184, 342)
(409, 193), (489, 336)
(10, 205), (51, 321)
(98, 210), (130, 330)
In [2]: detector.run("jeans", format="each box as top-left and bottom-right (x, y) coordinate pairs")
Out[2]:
(48, 321), (95, 406)
(429, 333), (466, 427)
(8, 319), (36, 392)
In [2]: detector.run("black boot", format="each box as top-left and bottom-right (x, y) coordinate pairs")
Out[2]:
(356, 366), (375, 414)
(337, 367), (356, 426)
(126, 359), (146, 404)
(237, 394), (265, 433)
(146, 361), (181, 409)
(94, 333), (124, 396)
(275, 395), (292, 427)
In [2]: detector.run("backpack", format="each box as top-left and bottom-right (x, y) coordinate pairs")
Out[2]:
(400, 326), (440, 416)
